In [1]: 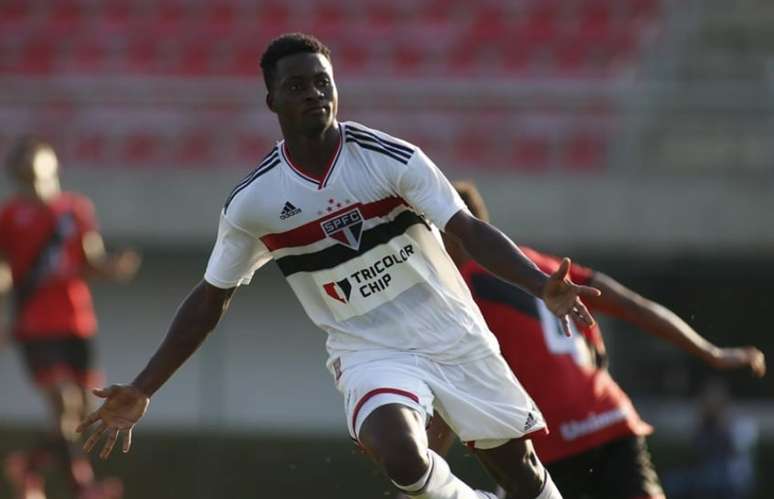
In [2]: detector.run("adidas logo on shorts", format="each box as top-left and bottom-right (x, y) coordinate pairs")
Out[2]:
(523, 412), (538, 432)
(280, 201), (302, 219)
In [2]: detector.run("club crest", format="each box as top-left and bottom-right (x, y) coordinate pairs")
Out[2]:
(321, 207), (363, 250)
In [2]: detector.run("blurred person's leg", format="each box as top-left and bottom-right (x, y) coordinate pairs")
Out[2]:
(19, 337), (103, 497)
(593, 436), (665, 499)
(473, 439), (562, 499)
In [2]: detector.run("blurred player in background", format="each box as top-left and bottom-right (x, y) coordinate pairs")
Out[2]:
(414, 180), (766, 499)
(0, 137), (141, 499)
(76, 33), (603, 499)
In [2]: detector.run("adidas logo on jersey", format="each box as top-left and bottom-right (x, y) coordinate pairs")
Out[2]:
(280, 201), (302, 220)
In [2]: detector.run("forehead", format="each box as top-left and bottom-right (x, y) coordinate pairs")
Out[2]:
(275, 52), (333, 81)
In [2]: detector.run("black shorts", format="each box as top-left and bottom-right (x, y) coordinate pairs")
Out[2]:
(17, 337), (101, 389)
(546, 435), (665, 499)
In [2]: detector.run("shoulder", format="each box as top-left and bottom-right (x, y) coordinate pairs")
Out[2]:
(342, 121), (418, 166)
(223, 144), (282, 214)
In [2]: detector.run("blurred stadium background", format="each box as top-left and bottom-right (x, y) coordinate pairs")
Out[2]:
(0, 0), (772, 498)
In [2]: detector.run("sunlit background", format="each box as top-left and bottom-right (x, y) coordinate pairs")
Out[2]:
(0, 1), (772, 498)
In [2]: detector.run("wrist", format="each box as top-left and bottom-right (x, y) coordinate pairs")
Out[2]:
(130, 378), (155, 399)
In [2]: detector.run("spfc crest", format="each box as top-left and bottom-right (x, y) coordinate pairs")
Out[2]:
(321, 207), (363, 250)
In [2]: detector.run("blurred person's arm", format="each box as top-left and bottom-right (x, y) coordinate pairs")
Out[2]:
(0, 256), (11, 349)
(82, 231), (141, 282)
(585, 272), (766, 377)
(78, 280), (237, 459)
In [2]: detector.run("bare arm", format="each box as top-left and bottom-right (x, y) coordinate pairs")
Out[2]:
(78, 280), (237, 458)
(0, 256), (10, 348)
(586, 272), (766, 377)
(82, 231), (141, 282)
(131, 280), (236, 396)
(444, 210), (600, 334)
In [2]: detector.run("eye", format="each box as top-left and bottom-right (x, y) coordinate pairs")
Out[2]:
(316, 77), (331, 87)
(289, 82), (303, 92)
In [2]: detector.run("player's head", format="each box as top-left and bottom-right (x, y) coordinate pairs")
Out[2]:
(261, 33), (337, 136)
(452, 180), (490, 223)
(5, 136), (61, 198)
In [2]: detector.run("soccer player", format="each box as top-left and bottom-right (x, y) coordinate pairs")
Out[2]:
(419, 180), (766, 499)
(77, 33), (601, 499)
(0, 137), (140, 499)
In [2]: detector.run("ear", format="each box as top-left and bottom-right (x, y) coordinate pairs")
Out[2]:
(265, 92), (275, 113)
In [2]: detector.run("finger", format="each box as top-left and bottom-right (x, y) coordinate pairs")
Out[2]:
(555, 258), (571, 281)
(83, 423), (107, 453)
(122, 429), (133, 454)
(76, 410), (101, 433)
(92, 386), (113, 398)
(560, 315), (572, 337)
(100, 428), (120, 460)
(572, 301), (596, 327)
(575, 284), (602, 298)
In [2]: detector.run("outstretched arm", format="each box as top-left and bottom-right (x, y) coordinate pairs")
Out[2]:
(0, 256), (10, 349)
(586, 272), (766, 377)
(77, 280), (237, 458)
(444, 210), (600, 335)
(82, 231), (141, 282)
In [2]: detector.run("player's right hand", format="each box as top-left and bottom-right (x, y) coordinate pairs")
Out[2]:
(77, 384), (150, 459)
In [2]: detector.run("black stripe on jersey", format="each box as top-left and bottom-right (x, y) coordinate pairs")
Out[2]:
(345, 129), (413, 161)
(346, 124), (414, 155)
(469, 272), (540, 318)
(275, 210), (424, 277)
(345, 134), (411, 165)
(224, 149), (279, 212)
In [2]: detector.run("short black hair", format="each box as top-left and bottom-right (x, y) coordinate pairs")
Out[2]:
(260, 33), (332, 90)
(5, 135), (51, 172)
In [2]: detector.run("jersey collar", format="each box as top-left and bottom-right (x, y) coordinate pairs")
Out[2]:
(280, 123), (344, 190)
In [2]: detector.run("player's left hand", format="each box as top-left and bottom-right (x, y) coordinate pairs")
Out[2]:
(709, 347), (766, 378)
(542, 258), (601, 336)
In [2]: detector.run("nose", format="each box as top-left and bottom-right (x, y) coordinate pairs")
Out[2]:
(304, 83), (324, 100)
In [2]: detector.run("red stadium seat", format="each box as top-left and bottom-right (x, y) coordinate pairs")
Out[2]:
(392, 44), (425, 75)
(0, 0), (30, 33)
(561, 132), (606, 171)
(510, 135), (551, 171)
(69, 36), (108, 72)
(237, 134), (272, 164)
(125, 36), (160, 73)
(17, 39), (55, 75)
(175, 132), (213, 165)
(73, 133), (109, 164)
(176, 40), (213, 76)
(122, 133), (160, 165)
(44, 0), (84, 36)
(99, 0), (135, 34)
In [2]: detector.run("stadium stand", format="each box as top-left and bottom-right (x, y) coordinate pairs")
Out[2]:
(0, 0), (664, 172)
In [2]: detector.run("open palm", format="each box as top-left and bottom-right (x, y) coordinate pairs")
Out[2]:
(542, 258), (601, 336)
(77, 384), (150, 459)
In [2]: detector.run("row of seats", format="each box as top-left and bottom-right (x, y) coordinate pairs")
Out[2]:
(0, 126), (607, 172)
(0, 0), (660, 77)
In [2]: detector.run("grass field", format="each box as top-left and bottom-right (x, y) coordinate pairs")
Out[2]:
(1, 426), (771, 499)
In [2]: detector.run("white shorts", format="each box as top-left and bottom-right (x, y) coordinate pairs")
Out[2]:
(335, 352), (547, 450)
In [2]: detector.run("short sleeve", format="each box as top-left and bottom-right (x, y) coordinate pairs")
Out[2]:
(396, 149), (468, 230)
(204, 212), (273, 289)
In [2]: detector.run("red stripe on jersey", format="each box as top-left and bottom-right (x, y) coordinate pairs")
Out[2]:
(351, 388), (420, 438)
(261, 196), (408, 251)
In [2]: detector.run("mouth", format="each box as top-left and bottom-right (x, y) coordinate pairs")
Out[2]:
(304, 104), (329, 115)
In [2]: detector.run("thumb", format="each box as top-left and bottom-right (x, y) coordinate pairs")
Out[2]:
(552, 258), (571, 281)
(92, 386), (114, 398)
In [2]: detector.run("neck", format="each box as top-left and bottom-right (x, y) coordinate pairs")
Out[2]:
(282, 121), (340, 177)
(25, 178), (61, 202)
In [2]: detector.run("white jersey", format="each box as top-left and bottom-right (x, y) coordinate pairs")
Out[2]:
(204, 121), (499, 369)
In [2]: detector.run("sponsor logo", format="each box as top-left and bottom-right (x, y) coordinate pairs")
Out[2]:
(321, 244), (416, 303)
(559, 408), (628, 441)
(321, 207), (363, 250)
(280, 201), (302, 220)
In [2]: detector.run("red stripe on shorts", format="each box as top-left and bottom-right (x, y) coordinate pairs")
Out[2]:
(351, 388), (420, 439)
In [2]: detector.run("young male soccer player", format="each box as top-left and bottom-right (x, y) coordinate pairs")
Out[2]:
(77, 33), (601, 499)
(0, 137), (140, 499)
(420, 181), (766, 499)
